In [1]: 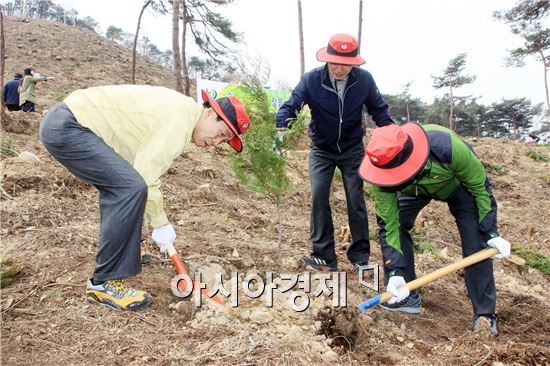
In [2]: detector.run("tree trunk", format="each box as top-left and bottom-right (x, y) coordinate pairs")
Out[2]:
(449, 86), (454, 131)
(406, 103), (410, 122)
(357, 0), (363, 47)
(172, 0), (184, 93)
(181, 0), (190, 96)
(131, 0), (151, 84)
(276, 197), (283, 267)
(297, 0), (305, 76)
(540, 50), (549, 110)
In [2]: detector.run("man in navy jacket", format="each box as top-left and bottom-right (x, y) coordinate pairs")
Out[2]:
(2, 73), (23, 111)
(276, 33), (393, 274)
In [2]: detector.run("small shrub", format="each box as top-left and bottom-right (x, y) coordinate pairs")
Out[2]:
(0, 256), (21, 288)
(512, 246), (550, 275)
(483, 161), (506, 175)
(0, 139), (19, 158)
(333, 168), (342, 181)
(363, 184), (373, 198)
(412, 227), (443, 260)
(526, 149), (550, 162)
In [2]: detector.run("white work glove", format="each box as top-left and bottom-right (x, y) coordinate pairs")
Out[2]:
(151, 223), (176, 253)
(487, 236), (511, 259)
(272, 129), (285, 156)
(387, 276), (410, 304)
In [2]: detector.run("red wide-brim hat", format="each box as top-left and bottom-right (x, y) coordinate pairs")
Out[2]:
(201, 90), (244, 152)
(359, 123), (429, 187)
(316, 47), (365, 65)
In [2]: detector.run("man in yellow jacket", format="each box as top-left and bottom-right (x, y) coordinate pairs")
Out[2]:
(39, 85), (250, 311)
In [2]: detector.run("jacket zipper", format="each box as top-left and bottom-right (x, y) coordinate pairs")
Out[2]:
(321, 76), (358, 154)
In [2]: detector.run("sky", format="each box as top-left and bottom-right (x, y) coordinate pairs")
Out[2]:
(61, 0), (548, 106)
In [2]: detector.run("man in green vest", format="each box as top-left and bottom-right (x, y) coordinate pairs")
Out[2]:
(360, 123), (511, 336)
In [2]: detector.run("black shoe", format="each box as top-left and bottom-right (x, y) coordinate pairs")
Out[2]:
(473, 314), (498, 337)
(379, 290), (422, 314)
(141, 250), (152, 265)
(298, 255), (337, 272)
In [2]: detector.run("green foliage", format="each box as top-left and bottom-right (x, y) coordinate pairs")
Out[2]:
(512, 246), (550, 275)
(484, 98), (540, 138)
(482, 161), (507, 175)
(363, 183), (373, 198)
(333, 168), (342, 182)
(526, 149), (550, 162)
(411, 227), (443, 260)
(106, 25), (123, 41)
(230, 83), (306, 202)
(0, 139), (19, 158)
(55, 92), (69, 101)
(432, 53), (476, 90)
(0, 255), (21, 288)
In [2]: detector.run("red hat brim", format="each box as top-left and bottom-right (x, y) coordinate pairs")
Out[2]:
(359, 123), (429, 187)
(201, 90), (243, 152)
(316, 47), (365, 66)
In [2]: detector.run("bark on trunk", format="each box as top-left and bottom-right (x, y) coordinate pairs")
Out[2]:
(449, 86), (454, 131)
(131, 0), (151, 84)
(540, 50), (549, 110)
(297, 0), (305, 76)
(358, 0), (363, 47)
(181, 0), (190, 96)
(172, 0), (184, 93)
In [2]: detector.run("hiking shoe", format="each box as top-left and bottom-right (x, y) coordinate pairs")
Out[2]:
(298, 256), (337, 272)
(86, 279), (153, 311)
(473, 314), (499, 337)
(379, 290), (422, 314)
(141, 250), (152, 265)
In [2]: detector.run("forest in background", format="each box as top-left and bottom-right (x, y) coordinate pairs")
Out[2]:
(1, 0), (549, 139)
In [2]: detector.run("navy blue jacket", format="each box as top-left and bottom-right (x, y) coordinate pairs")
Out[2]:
(276, 65), (393, 154)
(3, 78), (21, 105)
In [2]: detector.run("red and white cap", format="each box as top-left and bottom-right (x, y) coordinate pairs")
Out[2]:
(201, 90), (250, 153)
(316, 33), (365, 65)
(359, 123), (429, 187)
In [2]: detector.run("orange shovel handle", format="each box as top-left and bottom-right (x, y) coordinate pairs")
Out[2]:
(167, 244), (225, 305)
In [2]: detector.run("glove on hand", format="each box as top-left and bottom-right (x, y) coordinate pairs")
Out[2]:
(487, 236), (511, 258)
(387, 275), (410, 304)
(152, 223), (176, 253)
(272, 129), (286, 156)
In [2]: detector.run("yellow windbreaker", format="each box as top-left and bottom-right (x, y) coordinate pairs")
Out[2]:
(65, 85), (202, 228)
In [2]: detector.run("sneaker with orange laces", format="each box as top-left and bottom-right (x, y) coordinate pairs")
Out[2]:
(86, 279), (152, 311)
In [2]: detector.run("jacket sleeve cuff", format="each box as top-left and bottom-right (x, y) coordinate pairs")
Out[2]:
(148, 212), (169, 229)
(483, 231), (500, 243)
(387, 268), (406, 278)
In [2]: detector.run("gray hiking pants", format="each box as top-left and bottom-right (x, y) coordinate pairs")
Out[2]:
(39, 102), (147, 282)
(396, 185), (497, 315)
(308, 143), (371, 267)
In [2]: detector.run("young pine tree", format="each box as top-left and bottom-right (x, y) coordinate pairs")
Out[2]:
(230, 81), (306, 267)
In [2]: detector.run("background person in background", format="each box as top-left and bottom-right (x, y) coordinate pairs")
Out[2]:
(19, 67), (55, 112)
(39, 86), (250, 312)
(276, 33), (393, 276)
(360, 122), (511, 336)
(2, 72), (23, 111)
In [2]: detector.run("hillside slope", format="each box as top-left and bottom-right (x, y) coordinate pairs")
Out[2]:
(2, 18), (550, 366)
(3, 17), (175, 110)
